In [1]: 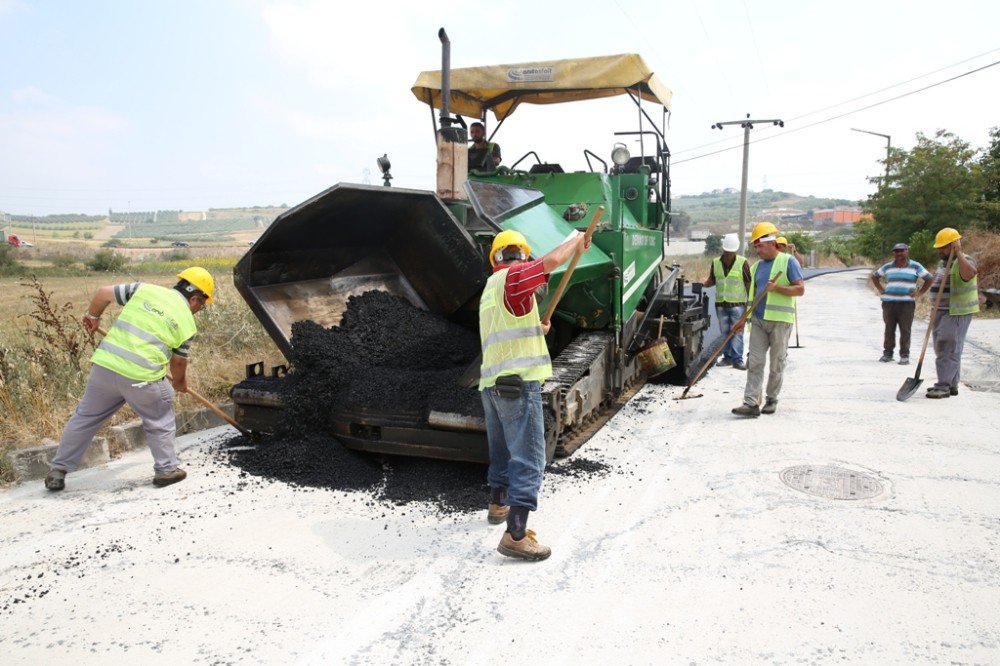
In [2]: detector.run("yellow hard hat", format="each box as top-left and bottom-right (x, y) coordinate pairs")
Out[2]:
(490, 230), (531, 267)
(776, 236), (788, 247)
(933, 227), (961, 249)
(176, 266), (215, 302)
(750, 222), (780, 243)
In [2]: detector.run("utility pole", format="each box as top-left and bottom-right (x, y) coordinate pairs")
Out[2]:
(851, 128), (891, 183)
(712, 114), (785, 253)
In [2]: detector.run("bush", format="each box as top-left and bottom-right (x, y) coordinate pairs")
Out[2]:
(102, 238), (123, 248)
(0, 243), (21, 274)
(83, 232), (94, 240)
(86, 249), (127, 272)
(906, 229), (937, 269)
(49, 254), (78, 270)
(784, 232), (813, 253)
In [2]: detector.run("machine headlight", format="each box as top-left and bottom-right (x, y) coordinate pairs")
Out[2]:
(611, 143), (630, 166)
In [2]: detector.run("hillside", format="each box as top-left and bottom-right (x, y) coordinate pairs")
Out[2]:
(674, 189), (859, 227)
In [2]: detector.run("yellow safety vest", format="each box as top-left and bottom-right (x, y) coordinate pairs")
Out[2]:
(91, 284), (197, 382)
(948, 257), (979, 315)
(713, 255), (748, 304)
(478, 268), (552, 390)
(748, 252), (795, 323)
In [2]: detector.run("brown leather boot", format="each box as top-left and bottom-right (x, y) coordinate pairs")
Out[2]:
(487, 503), (509, 525)
(497, 529), (551, 561)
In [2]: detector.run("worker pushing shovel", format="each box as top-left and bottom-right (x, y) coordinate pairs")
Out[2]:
(44, 268), (216, 492)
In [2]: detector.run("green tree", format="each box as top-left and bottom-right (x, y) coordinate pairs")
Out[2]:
(704, 233), (722, 256)
(978, 126), (1000, 229)
(668, 209), (693, 235)
(862, 130), (983, 259)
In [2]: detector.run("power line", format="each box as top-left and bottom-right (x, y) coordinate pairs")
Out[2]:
(741, 0), (771, 97)
(692, 0), (738, 108)
(673, 57), (1000, 166)
(671, 45), (1000, 157)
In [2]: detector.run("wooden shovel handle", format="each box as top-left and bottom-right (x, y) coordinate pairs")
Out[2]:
(681, 271), (783, 397)
(95, 327), (251, 437)
(913, 248), (955, 376)
(542, 205), (604, 326)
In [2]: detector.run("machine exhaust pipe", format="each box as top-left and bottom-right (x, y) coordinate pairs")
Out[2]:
(439, 28), (452, 128)
(435, 27), (467, 199)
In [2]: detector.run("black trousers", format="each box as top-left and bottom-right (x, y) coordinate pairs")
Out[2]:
(882, 301), (916, 357)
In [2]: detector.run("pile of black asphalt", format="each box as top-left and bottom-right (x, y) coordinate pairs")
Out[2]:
(220, 290), (616, 516)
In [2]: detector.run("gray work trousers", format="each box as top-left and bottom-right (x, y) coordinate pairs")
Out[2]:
(743, 316), (792, 407)
(51, 365), (179, 473)
(931, 312), (972, 391)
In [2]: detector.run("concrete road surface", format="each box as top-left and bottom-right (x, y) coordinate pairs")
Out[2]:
(2, 270), (999, 664)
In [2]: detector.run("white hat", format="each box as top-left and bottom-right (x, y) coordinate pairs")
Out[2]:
(721, 233), (739, 252)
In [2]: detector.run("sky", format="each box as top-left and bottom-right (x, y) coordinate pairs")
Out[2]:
(1, 0), (999, 216)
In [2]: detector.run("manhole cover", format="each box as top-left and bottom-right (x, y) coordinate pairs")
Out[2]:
(780, 465), (883, 500)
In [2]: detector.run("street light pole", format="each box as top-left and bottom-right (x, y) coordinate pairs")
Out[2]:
(851, 128), (891, 183)
(712, 114), (785, 253)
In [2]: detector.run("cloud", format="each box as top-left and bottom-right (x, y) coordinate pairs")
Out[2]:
(10, 85), (55, 104)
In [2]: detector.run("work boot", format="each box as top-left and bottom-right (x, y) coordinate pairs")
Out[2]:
(732, 360), (747, 371)
(44, 469), (66, 492)
(731, 403), (760, 417)
(879, 354), (893, 362)
(761, 398), (778, 415)
(898, 356), (910, 365)
(716, 357), (732, 367)
(950, 386), (959, 396)
(487, 503), (509, 525)
(497, 529), (552, 562)
(153, 468), (187, 487)
(925, 387), (950, 399)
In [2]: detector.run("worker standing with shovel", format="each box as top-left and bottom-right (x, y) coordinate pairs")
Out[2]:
(925, 228), (978, 399)
(731, 223), (804, 417)
(44, 267), (214, 491)
(479, 223), (592, 562)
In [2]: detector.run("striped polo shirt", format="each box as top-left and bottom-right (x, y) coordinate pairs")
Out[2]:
(874, 260), (931, 303)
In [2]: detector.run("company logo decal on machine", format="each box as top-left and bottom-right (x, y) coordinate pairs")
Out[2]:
(623, 261), (636, 288)
(507, 67), (554, 83)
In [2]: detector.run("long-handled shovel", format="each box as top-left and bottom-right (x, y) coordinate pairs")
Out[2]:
(96, 327), (253, 437)
(789, 301), (803, 349)
(897, 249), (954, 402)
(457, 205), (604, 388)
(676, 272), (782, 400)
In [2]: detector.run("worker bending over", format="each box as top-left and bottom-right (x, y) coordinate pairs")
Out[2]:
(44, 267), (214, 491)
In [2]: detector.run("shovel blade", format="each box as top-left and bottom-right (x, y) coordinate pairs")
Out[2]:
(896, 377), (923, 402)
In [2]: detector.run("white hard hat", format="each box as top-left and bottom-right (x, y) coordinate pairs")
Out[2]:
(721, 233), (739, 253)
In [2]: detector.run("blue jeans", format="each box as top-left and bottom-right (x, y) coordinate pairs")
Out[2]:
(716, 305), (746, 363)
(481, 380), (545, 511)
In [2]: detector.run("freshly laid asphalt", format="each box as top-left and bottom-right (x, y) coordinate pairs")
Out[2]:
(2, 270), (998, 664)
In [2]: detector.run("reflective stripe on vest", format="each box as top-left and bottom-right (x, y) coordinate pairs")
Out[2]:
(949, 258), (979, 315)
(478, 268), (552, 390)
(713, 255), (748, 304)
(90, 284), (197, 381)
(748, 252), (796, 323)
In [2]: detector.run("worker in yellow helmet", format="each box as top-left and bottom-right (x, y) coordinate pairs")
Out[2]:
(926, 228), (979, 399)
(776, 236), (805, 266)
(480, 227), (589, 561)
(45, 267), (215, 492)
(731, 222), (805, 417)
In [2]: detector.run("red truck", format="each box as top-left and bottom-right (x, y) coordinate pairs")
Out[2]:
(6, 233), (33, 247)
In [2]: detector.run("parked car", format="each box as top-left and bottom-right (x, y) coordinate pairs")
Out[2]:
(172, 240), (190, 247)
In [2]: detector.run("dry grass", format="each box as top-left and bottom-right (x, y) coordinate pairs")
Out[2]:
(0, 260), (281, 482)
